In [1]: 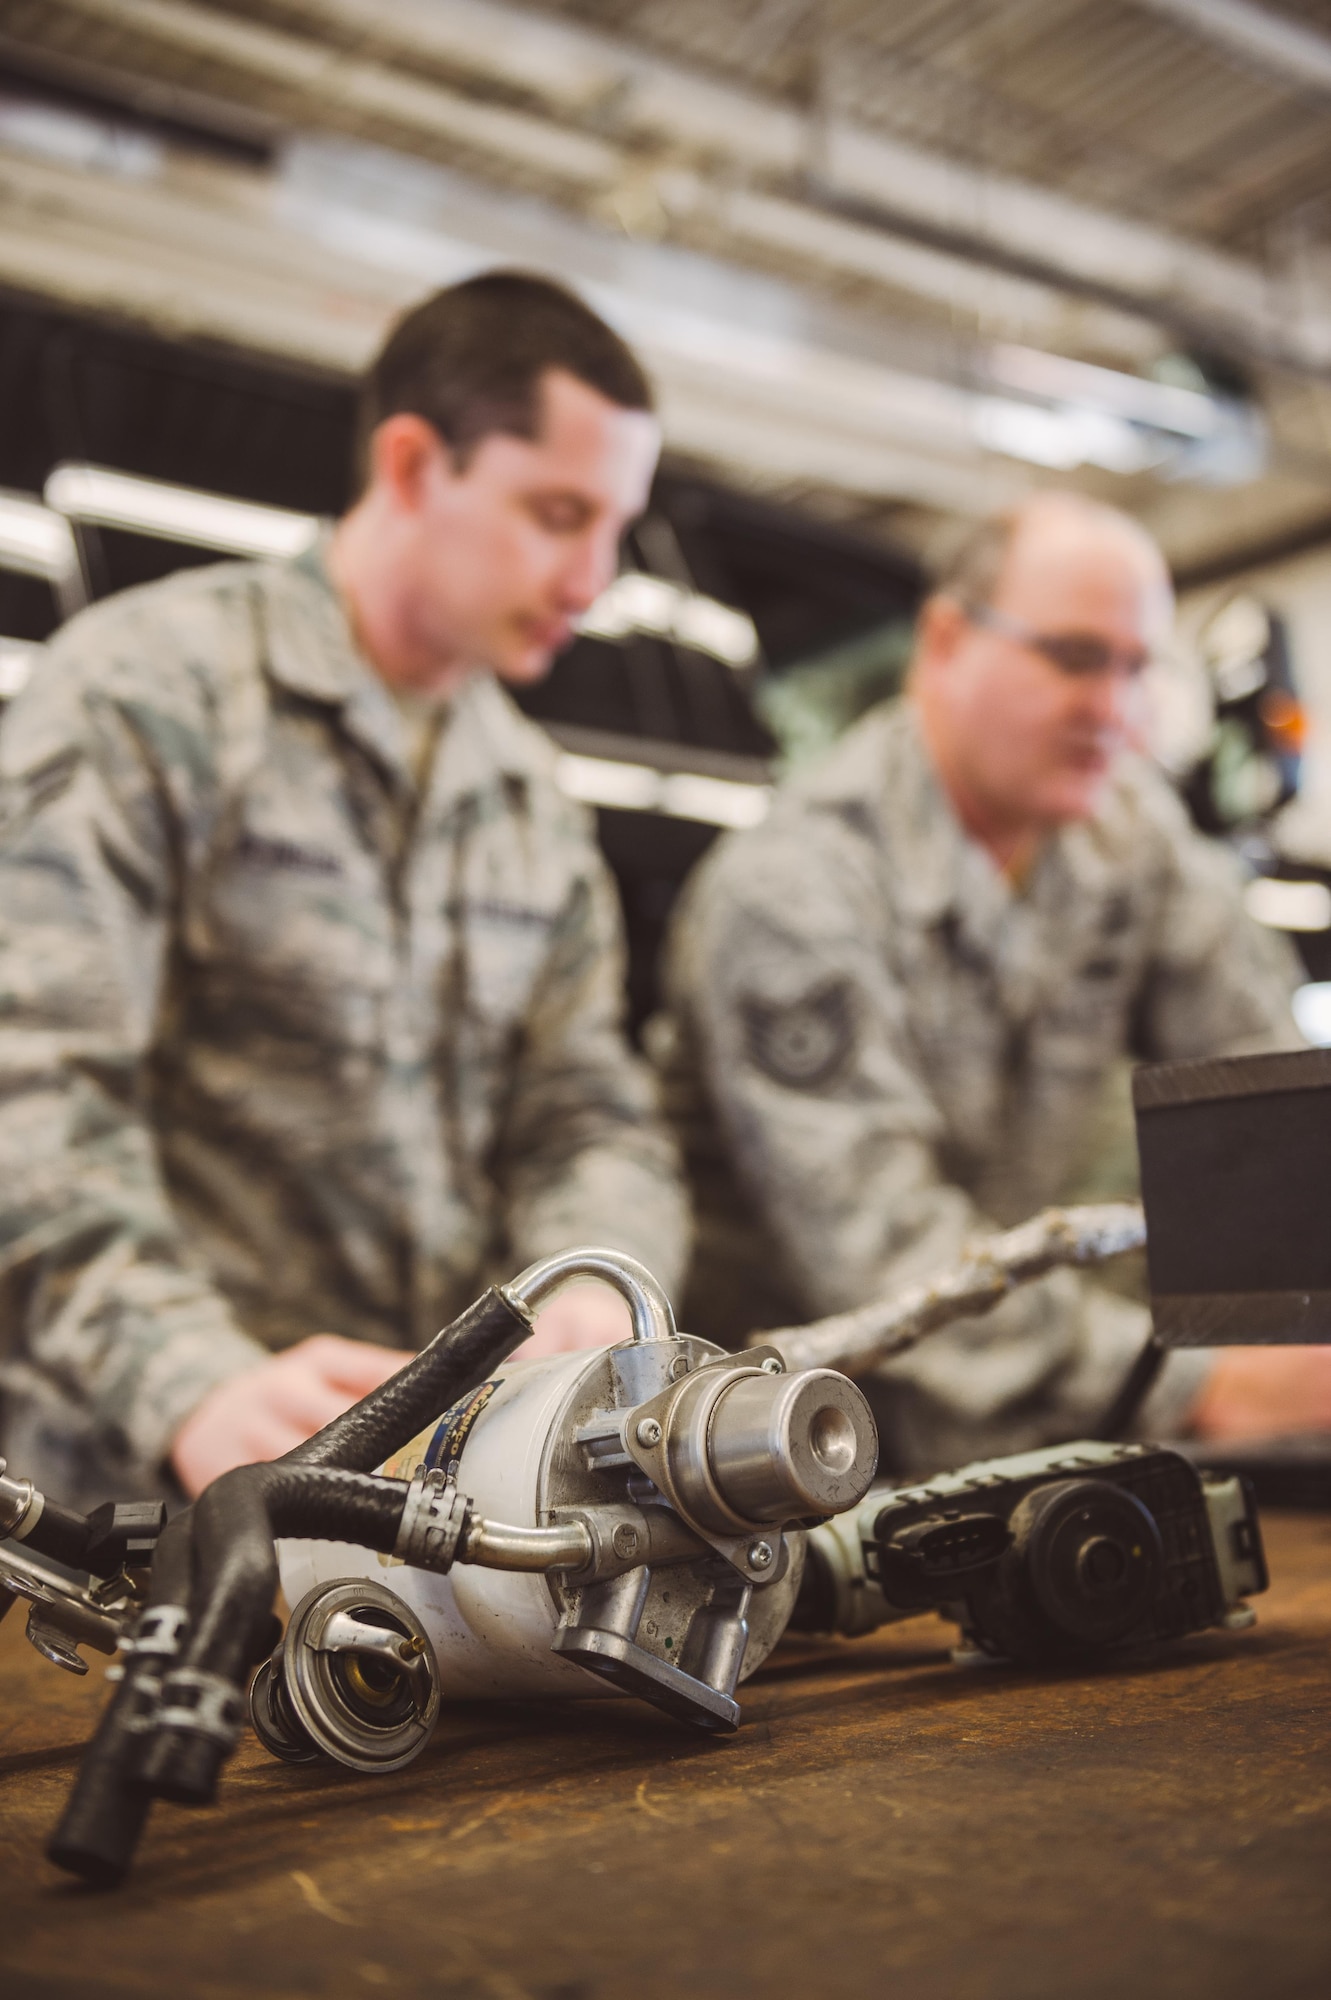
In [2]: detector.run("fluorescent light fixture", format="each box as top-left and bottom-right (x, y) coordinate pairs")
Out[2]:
(981, 344), (1265, 486)
(971, 397), (1161, 475)
(555, 751), (770, 829)
(1293, 982), (1331, 1047)
(556, 752), (663, 814)
(1244, 876), (1331, 933)
(0, 492), (79, 580)
(578, 572), (759, 669)
(44, 465), (320, 561)
(660, 770), (771, 829)
(988, 344), (1219, 439)
(0, 637), (40, 700)
(0, 94), (163, 180)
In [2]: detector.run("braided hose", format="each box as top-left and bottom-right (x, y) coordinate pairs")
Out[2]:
(750, 1201), (1146, 1376)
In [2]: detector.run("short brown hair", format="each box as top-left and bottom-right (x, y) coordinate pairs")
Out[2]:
(356, 270), (653, 482)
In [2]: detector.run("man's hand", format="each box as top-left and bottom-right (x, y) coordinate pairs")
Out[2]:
(514, 1282), (632, 1360)
(1187, 1346), (1331, 1442)
(170, 1336), (410, 1498)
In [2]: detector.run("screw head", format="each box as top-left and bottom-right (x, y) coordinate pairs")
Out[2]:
(611, 1522), (641, 1560)
(760, 1356), (784, 1375)
(747, 1540), (775, 1571)
(635, 1416), (663, 1449)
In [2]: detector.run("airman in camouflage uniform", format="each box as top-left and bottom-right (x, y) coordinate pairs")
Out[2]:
(661, 529), (1304, 1476)
(0, 543), (687, 1501)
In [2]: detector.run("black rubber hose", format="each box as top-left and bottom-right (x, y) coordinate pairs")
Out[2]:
(136, 1468), (409, 1804)
(52, 1282), (531, 1873)
(285, 1286), (531, 1473)
(47, 1513), (195, 1887)
(184, 1468), (408, 1686)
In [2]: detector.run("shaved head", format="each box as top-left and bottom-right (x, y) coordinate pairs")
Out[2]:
(912, 491), (1173, 871)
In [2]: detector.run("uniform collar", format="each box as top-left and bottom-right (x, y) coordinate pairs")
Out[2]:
(799, 700), (974, 928)
(431, 670), (549, 810)
(889, 703), (980, 928)
(813, 699), (1129, 954)
(262, 532), (370, 705)
(900, 709), (1143, 1034)
(259, 535), (540, 797)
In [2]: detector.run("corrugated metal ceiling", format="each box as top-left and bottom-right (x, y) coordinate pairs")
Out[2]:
(1, 0), (1330, 569)
(518, 0), (1331, 256)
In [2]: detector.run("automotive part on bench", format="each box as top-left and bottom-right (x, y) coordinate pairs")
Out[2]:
(35, 1247), (876, 1887)
(795, 1440), (1267, 1662)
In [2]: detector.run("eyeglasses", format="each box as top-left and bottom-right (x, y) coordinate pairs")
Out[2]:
(961, 600), (1151, 680)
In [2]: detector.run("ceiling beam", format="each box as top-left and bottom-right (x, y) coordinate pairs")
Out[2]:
(235, 0), (1331, 375)
(31, 0), (1331, 376)
(1134, 0), (1331, 101)
(41, 0), (618, 190)
(0, 143), (1029, 518)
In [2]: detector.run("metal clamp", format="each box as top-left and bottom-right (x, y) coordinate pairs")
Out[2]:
(153, 1668), (245, 1750)
(125, 1604), (189, 1659)
(393, 1468), (471, 1572)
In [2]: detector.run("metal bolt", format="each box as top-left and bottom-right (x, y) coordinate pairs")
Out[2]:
(747, 1540), (775, 1571)
(760, 1356), (784, 1375)
(398, 1634), (427, 1660)
(635, 1416), (663, 1448)
(611, 1522), (641, 1560)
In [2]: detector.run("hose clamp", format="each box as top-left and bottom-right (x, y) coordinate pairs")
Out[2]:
(394, 1468), (471, 1573)
(124, 1604), (189, 1659)
(153, 1667), (245, 1749)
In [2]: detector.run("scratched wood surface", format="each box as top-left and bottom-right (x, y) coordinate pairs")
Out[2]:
(2, 1512), (1329, 2000)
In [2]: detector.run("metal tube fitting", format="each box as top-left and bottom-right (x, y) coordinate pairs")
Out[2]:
(503, 1247), (676, 1345)
(459, 1516), (594, 1573)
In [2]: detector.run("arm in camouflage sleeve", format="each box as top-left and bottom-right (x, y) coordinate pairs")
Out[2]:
(493, 848), (690, 1297)
(0, 628), (267, 1476)
(664, 813), (1208, 1473)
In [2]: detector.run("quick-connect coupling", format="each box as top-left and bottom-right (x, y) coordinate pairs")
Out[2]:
(704, 1368), (878, 1525)
(632, 1361), (878, 1537)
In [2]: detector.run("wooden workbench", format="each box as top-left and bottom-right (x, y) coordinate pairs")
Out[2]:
(2, 1512), (1328, 2000)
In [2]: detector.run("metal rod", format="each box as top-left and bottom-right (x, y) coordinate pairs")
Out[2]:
(460, 1516), (594, 1573)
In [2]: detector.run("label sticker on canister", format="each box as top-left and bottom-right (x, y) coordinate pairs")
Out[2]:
(422, 1380), (499, 1481)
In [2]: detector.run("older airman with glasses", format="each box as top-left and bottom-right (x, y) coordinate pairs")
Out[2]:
(661, 490), (1331, 1476)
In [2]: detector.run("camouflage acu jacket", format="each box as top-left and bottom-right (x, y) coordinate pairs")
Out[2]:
(660, 698), (1301, 1475)
(0, 548), (687, 1499)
